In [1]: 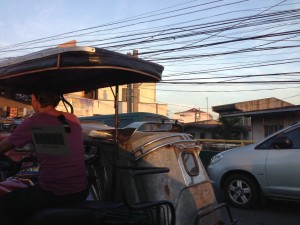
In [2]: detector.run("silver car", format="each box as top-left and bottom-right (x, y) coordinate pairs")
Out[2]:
(207, 122), (300, 209)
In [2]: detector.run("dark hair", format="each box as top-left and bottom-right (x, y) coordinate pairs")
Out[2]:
(32, 91), (61, 108)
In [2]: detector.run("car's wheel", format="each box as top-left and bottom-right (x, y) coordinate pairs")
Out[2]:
(224, 174), (259, 209)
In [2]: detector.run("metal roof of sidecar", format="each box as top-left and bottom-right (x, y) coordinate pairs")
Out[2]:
(0, 46), (163, 94)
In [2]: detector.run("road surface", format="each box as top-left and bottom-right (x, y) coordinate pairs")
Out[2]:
(214, 189), (300, 225)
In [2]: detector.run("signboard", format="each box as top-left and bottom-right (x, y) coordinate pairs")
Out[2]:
(31, 126), (70, 156)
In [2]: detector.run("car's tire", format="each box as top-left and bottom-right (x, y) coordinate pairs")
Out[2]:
(224, 174), (259, 209)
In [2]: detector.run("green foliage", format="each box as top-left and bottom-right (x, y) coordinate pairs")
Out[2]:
(213, 117), (248, 140)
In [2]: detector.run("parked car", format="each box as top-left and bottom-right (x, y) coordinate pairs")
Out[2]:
(207, 122), (300, 209)
(199, 142), (241, 169)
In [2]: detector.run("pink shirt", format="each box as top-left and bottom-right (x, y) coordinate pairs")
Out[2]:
(7, 112), (87, 195)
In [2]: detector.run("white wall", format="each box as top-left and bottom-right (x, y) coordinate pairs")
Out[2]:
(251, 114), (300, 142)
(173, 111), (213, 123)
(92, 100), (167, 116)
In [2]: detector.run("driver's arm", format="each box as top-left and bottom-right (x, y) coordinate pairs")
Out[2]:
(0, 138), (15, 154)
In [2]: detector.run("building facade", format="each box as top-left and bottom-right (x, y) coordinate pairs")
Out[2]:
(173, 108), (213, 123)
(0, 83), (167, 118)
(213, 98), (300, 141)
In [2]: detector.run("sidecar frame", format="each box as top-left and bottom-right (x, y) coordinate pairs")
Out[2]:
(0, 46), (235, 225)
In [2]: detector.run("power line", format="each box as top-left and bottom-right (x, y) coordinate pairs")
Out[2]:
(141, 85), (300, 93)
(1, 2), (299, 57)
(143, 0), (288, 58)
(163, 69), (300, 80)
(160, 80), (300, 85)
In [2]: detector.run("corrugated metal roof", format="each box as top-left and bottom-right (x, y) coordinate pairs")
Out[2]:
(221, 105), (300, 117)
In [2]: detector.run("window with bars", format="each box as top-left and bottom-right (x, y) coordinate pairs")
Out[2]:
(264, 125), (283, 137)
(122, 88), (127, 102)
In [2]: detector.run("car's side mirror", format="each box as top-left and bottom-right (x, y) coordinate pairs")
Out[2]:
(271, 136), (293, 149)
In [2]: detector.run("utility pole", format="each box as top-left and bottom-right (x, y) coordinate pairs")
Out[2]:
(132, 49), (139, 113)
(206, 97), (209, 120)
(127, 52), (132, 113)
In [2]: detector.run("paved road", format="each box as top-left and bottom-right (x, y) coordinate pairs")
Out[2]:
(214, 189), (300, 225)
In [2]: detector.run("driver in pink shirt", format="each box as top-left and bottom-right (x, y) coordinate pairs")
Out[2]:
(0, 91), (88, 225)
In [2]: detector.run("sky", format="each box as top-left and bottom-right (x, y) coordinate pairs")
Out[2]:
(1, 0), (300, 118)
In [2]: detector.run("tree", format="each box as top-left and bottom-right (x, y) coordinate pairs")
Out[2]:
(213, 117), (248, 140)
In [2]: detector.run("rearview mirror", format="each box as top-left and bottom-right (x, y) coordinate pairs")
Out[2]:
(271, 136), (293, 149)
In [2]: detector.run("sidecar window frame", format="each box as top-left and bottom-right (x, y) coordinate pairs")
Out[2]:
(181, 151), (199, 177)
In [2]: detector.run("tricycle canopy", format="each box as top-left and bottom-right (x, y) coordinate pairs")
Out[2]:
(0, 46), (163, 95)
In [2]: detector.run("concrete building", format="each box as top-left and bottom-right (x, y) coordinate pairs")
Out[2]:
(213, 98), (300, 141)
(173, 108), (213, 123)
(183, 120), (221, 139)
(0, 83), (167, 118)
(92, 83), (167, 116)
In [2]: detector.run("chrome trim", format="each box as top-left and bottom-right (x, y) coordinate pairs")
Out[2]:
(133, 138), (198, 161)
(132, 133), (192, 155)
